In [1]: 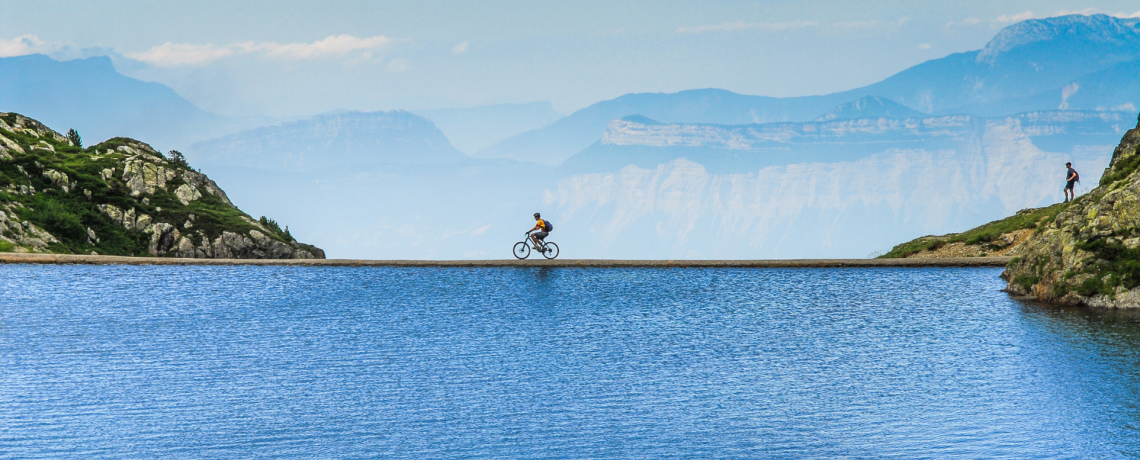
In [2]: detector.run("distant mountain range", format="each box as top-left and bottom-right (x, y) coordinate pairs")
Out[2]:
(814, 96), (928, 122)
(477, 14), (1140, 165)
(0, 55), (561, 156)
(4, 13), (1140, 259)
(188, 110), (465, 171)
(412, 102), (562, 154)
(0, 55), (231, 149)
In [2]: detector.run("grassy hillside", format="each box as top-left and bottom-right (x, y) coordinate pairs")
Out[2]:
(880, 204), (1068, 259)
(0, 112), (322, 258)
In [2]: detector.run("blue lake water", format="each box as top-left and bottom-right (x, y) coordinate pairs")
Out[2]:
(3, 265), (1140, 458)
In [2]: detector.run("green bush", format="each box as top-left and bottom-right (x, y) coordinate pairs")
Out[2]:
(66, 129), (82, 148)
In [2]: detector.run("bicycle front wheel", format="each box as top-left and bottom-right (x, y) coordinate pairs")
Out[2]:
(513, 242), (531, 259)
(542, 242), (559, 259)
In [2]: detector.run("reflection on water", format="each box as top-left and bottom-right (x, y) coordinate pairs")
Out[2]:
(2, 265), (1140, 458)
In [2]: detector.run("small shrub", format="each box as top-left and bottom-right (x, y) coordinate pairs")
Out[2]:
(1013, 275), (1040, 292)
(1100, 145), (1140, 186)
(167, 150), (190, 169)
(66, 129), (82, 148)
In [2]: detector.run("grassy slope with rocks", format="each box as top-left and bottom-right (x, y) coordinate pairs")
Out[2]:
(0, 112), (323, 259)
(1001, 112), (1140, 307)
(880, 204), (1069, 259)
(884, 112), (1140, 308)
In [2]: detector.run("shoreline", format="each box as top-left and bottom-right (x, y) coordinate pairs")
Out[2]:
(0, 253), (1011, 268)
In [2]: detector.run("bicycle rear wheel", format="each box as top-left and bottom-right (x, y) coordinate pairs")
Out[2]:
(513, 242), (531, 259)
(542, 242), (559, 259)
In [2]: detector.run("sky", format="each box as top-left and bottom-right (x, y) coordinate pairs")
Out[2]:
(2, 0), (1139, 117)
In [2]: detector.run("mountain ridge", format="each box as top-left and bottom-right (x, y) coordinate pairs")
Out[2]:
(475, 14), (1140, 166)
(0, 112), (323, 259)
(187, 110), (466, 172)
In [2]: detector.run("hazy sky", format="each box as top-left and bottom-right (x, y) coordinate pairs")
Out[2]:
(2, 1), (1139, 117)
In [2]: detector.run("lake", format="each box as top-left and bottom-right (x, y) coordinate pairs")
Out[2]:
(3, 265), (1140, 458)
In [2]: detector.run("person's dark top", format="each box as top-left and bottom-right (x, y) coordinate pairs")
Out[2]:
(1067, 167), (1077, 182)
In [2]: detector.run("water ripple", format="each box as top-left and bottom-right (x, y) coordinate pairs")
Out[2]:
(2, 265), (1140, 458)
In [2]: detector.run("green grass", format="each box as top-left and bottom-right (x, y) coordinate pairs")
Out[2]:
(1100, 145), (1140, 186)
(0, 118), (314, 257)
(880, 203), (1068, 258)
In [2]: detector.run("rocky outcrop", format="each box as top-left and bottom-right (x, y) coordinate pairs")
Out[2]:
(0, 203), (59, 251)
(1002, 112), (1140, 307)
(0, 112), (324, 259)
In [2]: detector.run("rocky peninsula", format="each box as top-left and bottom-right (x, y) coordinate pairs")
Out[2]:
(0, 113), (323, 259)
(886, 112), (1140, 308)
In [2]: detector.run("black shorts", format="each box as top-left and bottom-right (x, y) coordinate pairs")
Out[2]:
(534, 231), (548, 240)
(1066, 180), (1076, 190)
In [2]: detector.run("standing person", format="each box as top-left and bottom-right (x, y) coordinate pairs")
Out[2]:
(528, 213), (549, 249)
(1064, 162), (1079, 203)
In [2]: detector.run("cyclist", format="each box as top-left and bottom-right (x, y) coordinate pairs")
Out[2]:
(528, 212), (550, 250)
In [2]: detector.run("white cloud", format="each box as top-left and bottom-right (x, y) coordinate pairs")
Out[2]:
(1053, 8), (1106, 16)
(451, 41), (469, 54)
(995, 11), (1037, 23)
(0, 35), (49, 57)
(385, 58), (409, 72)
(1052, 7), (1140, 18)
(239, 35), (390, 59)
(676, 21), (818, 33)
(948, 8), (1135, 29)
(917, 43), (932, 50)
(129, 42), (233, 67)
(128, 34), (392, 67)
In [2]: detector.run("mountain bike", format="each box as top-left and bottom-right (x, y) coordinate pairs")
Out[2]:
(514, 231), (559, 259)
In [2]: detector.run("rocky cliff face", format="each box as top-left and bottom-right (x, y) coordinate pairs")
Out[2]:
(0, 112), (323, 259)
(1003, 112), (1140, 307)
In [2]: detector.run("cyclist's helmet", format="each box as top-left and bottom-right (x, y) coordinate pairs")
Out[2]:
(534, 212), (541, 218)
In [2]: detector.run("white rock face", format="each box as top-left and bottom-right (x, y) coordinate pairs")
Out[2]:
(546, 114), (1118, 258)
(97, 204), (152, 231)
(174, 184), (202, 205)
(42, 169), (70, 192)
(122, 158), (176, 196)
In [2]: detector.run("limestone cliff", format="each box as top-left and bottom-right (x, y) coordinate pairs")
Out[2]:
(0, 112), (323, 259)
(1002, 112), (1140, 307)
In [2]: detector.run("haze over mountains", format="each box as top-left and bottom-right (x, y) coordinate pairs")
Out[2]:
(477, 14), (1140, 166)
(3, 14), (1139, 259)
(0, 54), (230, 148)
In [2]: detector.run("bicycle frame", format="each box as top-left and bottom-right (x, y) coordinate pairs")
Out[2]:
(527, 231), (549, 251)
(515, 230), (559, 259)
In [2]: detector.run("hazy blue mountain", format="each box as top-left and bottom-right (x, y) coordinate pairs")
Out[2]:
(814, 96), (928, 122)
(173, 14), (1140, 259)
(186, 110), (466, 172)
(543, 110), (1131, 258)
(413, 102), (562, 154)
(0, 54), (228, 149)
(477, 14), (1140, 166)
(946, 58), (1140, 116)
(846, 15), (1140, 115)
(475, 89), (845, 165)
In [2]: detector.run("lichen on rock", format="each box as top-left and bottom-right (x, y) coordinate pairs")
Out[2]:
(1002, 112), (1140, 308)
(0, 112), (324, 259)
